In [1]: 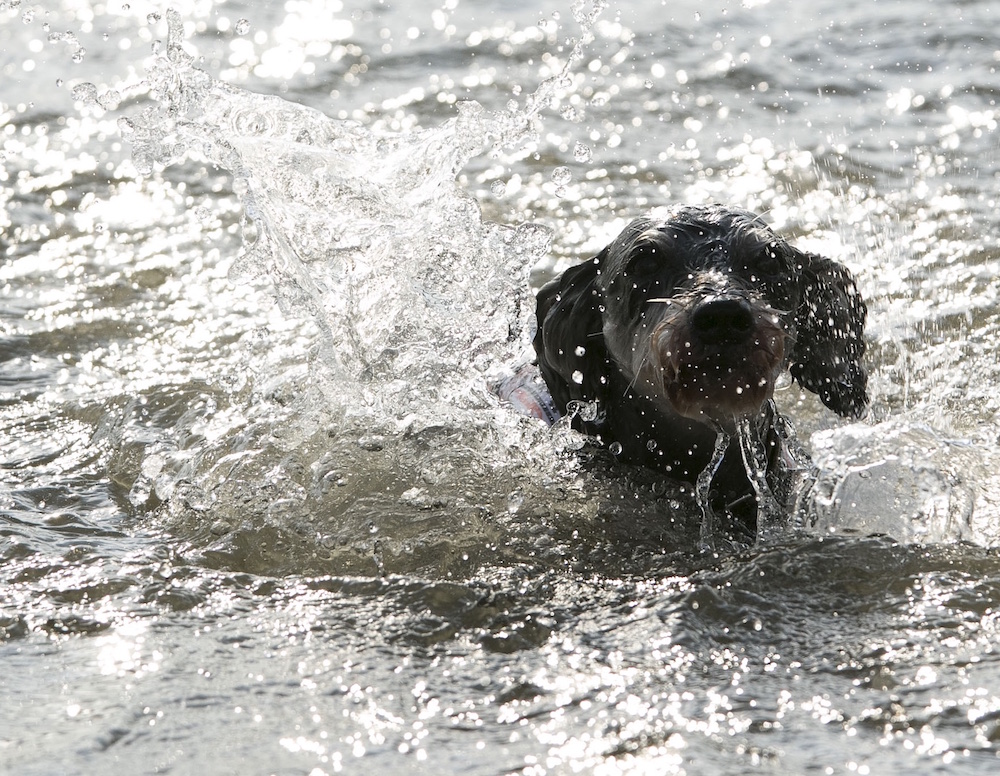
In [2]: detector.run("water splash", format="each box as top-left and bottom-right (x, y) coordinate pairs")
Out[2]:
(736, 406), (783, 543)
(804, 421), (993, 544)
(695, 403), (819, 549)
(122, 9), (611, 422)
(105, 6), (622, 575)
(696, 427), (730, 551)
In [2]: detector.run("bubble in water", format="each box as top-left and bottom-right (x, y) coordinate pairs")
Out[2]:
(574, 345), (586, 356)
(573, 142), (592, 163)
(235, 18), (251, 35)
(147, 12), (160, 24)
(571, 370), (584, 384)
(609, 441), (623, 456)
(490, 180), (507, 197)
(72, 47), (86, 63)
(21, 8), (33, 22)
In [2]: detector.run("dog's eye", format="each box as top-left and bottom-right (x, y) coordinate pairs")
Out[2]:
(628, 251), (662, 279)
(744, 244), (784, 280)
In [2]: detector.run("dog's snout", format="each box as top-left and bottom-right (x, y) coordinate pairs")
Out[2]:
(690, 297), (755, 343)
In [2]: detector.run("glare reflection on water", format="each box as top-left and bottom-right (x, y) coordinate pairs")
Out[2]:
(6, 0), (1000, 773)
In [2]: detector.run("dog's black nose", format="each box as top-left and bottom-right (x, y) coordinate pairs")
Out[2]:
(690, 297), (755, 343)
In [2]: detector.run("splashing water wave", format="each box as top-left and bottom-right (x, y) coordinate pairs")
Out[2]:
(125, 11), (552, 400)
(96, 6), (996, 574)
(101, 8), (673, 577)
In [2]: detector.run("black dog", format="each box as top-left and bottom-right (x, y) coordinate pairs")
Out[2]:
(533, 204), (868, 530)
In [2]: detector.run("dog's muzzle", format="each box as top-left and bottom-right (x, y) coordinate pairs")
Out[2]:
(652, 295), (786, 423)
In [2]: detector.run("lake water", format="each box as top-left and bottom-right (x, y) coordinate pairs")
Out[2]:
(4, 0), (1000, 773)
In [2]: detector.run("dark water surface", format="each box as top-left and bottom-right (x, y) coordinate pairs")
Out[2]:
(4, 0), (1000, 773)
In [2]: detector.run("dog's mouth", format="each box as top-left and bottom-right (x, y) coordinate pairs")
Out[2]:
(650, 296), (786, 423)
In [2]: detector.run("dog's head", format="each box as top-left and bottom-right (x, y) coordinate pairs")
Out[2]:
(593, 205), (868, 423)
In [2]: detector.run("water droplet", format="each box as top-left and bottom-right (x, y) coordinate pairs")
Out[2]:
(117, 116), (135, 137)
(358, 435), (386, 452)
(70, 82), (98, 103)
(571, 370), (584, 384)
(490, 180), (506, 196)
(98, 89), (122, 110)
(21, 8), (33, 22)
(147, 12), (161, 24)
(133, 151), (154, 176)
(574, 345), (586, 356)
(235, 18), (251, 35)
(609, 441), (623, 456)
(571, 0), (606, 25)
(647, 439), (658, 452)
(552, 166), (572, 186)
(71, 47), (86, 63)
(573, 142), (592, 163)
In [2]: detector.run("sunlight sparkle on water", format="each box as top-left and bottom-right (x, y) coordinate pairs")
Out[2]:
(7, 2), (1000, 774)
(95, 619), (159, 677)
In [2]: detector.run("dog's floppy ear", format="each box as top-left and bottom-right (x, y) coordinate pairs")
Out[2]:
(533, 255), (612, 423)
(789, 252), (869, 418)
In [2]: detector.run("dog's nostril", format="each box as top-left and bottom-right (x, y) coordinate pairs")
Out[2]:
(690, 298), (755, 342)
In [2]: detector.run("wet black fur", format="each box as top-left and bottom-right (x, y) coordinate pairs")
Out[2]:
(533, 204), (868, 522)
